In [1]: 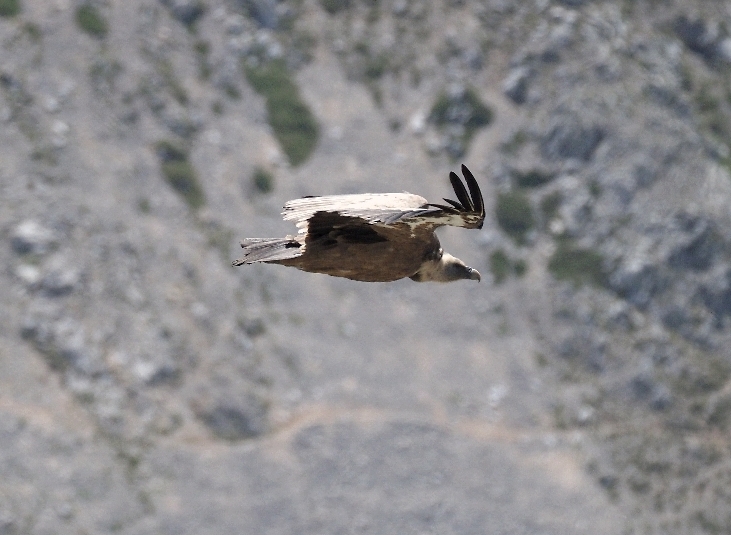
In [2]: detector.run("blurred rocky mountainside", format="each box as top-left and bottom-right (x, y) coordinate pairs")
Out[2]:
(2, 0), (731, 533)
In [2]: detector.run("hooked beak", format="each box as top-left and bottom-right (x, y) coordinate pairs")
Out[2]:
(468, 268), (481, 282)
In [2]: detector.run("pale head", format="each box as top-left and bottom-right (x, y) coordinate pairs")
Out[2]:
(410, 252), (481, 283)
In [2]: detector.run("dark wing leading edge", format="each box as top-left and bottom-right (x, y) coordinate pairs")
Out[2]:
(281, 164), (485, 233)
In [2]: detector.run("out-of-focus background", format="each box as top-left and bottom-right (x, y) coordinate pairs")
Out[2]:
(2, 0), (731, 533)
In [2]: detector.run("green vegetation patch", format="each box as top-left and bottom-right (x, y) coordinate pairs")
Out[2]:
(23, 21), (42, 41)
(673, 350), (730, 397)
(513, 169), (555, 188)
(513, 258), (527, 277)
(252, 167), (274, 194)
(0, 0), (20, 17)
(350, 41), (390, 106)
(137, 197), (151, 214)
(429, 87), (493, 158)
(244, 60), (319, 166)
(490, 250), (511, 284)
(203, 221), (234, 263)
(157, 58), (188, 105)
(495, 191), (534, 244)
(194, 40), (212, 80)
(707, 394), (731, 430)
(500, 130), (528, 155)
(430, 87), (492, 133)
(155, 140), (205, 210)
(364, 52), (390, 81)
(489, 249), (528, 284)
(320, 0), (351, 15)
(76, 4), (108, 39)
(588, 179), (602, 198)
(690, 80), (731, 140)
(540, 191), (562, 221)
(30, 145), (59, 166)
(548, 242), (606, 287)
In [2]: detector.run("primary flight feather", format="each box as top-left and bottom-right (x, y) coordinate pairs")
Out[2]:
(233, 164), (485, 283)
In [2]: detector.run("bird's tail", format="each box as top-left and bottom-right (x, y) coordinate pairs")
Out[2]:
(232, 238), (303, 266)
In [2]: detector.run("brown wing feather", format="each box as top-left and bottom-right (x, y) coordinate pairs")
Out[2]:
(232, 238), (302, 265)
(305, 212), (389, 245)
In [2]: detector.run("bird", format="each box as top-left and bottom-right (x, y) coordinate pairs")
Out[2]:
(233, 164), (485, 283)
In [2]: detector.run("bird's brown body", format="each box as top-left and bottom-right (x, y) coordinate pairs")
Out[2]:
(233, 165), (485, 283)
(277, 222), (442, 282)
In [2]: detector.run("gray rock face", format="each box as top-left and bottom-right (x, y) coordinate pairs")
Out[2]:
(41, 258), (81, 297)
(674, 15), (725, 64)
(557, 330), (606, 372)
(237, 0), (279, 29)
(20, 313), (102, 376)
(134, 420), (620, 535)
(0, 412), (147, 535)
(3, 1), (731, 534)
(630, 371), (673, 411)
(666, 214), (720, 272)
(11, 220), (57, 255)
(556, 0), (590, 6)
(503, 66), (531, 105)
(608, 261), (666, 309)
(198, 399), (268, 440)
(160, 0), (206, 26)
(699, 269), (731, 320)
(541, 118), (605, 162)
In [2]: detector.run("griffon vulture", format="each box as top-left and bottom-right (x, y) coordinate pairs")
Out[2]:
(233, 165), (485, 283)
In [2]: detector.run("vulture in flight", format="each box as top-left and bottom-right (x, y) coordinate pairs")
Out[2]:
(233, 165), (485, 283)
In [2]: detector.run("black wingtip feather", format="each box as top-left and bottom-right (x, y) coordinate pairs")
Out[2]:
(461, 164), (484, 216)
(426, 203), (460, 214)
(443, 198), (466, 210)
(449, 171), (474, 212)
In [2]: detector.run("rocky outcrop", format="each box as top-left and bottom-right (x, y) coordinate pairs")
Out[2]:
(3, 1), (731, 534)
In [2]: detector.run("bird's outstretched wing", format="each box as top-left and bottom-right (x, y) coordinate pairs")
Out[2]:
(282, 192), (429, 234)
(282, 165), (485, 233)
